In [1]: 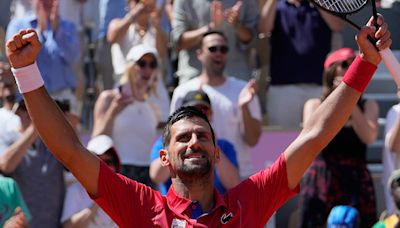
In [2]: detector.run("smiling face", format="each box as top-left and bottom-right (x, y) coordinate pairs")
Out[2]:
(133, 53), (158, 89)
(161, 116), (219, 181)
(198, 33), (228, 77)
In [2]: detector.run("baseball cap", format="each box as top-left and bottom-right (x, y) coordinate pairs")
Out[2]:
(182, 90), (211, 107)
(87, 135), (121, 172)
(126, 44), (158, 63)
(87, 135), (114, 156)
(327, 205), (360, 228)
(324, 48), (356, 70)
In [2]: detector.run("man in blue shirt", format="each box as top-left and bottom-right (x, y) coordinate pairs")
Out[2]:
(150, 90), (241, 194)
(6, 0), (80, 112)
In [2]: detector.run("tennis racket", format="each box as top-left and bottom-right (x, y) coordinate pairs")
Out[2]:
(310, 0), (400, 87)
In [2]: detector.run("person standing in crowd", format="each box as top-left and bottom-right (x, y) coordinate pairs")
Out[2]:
(382, 91), (400, 215)
(6, 0), (81, 113)
(108, 0), (170, 125)
(299, 48), (379, 227)
(61, 135), (119, 228)
(172, 0), (259, 83)
(97, 0), (125, 90)
(0, 100), (67, 227)
(150, 90), (240, 194)
(374, 169), (400, 227)
(258, 0), (344, 128)
(170, 31), (262, 179)
(0, 83), (20, 132)
(4, 14), (391, 227)
(0, 176), (31, 227)
(92, 44), (159, 188)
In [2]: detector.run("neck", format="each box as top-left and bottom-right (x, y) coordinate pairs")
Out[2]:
(132, 85), (147, 101)
(172, 176), (215, 212)
(199, 71), (226, 87)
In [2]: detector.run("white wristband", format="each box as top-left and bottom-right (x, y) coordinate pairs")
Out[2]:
(11, 62), (44, 93)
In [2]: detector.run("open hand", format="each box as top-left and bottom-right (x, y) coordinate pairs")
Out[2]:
(238, 79), (259, 107)
(224, 1), (243, 28)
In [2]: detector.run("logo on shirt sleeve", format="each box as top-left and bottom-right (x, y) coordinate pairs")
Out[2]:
(221, 212), (234, 224)
(171, 218), (187, 228)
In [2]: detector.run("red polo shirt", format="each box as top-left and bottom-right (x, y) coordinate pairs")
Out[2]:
(92, 154), (299, 227)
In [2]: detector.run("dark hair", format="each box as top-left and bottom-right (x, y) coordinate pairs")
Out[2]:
(201, 30), (228, 47)
(162, 106), (216, 148)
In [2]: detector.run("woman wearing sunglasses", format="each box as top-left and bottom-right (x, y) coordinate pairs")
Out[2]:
(91, 44), (159, 188)
(298, 48), (379, 227)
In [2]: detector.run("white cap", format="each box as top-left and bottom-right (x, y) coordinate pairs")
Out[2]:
(87, 135), (114, 155)
(126, 44), (158, 62)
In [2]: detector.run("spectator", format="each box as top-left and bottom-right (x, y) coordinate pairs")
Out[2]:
(170, 31), (262, 179)
(4, 15), (391, 227)
(150, 90), (240, 195)
(0, 176), (31, 227)
(382, 94), (400, 214)
(6, 0), (81, 113)
(96, 0), (125, 90)
(0, 99), (68, 228)
(108, 0), (170, 124)
(373, 169), (400, 227)
(92, 44), (160, 188)
(172, 0), (259, 83)
(258, 0), (344, 128)
(0, 83), (19, 132)
(327, 205), (360, 228)
(299, 48), (379, 227)
(61, 135), (119, 228)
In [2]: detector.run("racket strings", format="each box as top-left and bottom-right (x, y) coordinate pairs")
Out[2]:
(314, 0), (366, 13)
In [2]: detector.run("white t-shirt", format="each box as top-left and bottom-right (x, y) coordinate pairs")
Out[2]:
(111, 24), (170, 122)
(0, 108), (20, 135)
(383, 103), (400, 213)
(112, 101), (158, 166)
(170, 77), (262, 178)
(61, 172), (117, 228)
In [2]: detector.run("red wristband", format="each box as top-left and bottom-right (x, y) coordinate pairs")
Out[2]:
(342, 56), (377, 93)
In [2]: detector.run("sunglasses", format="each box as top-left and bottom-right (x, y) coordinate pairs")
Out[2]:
(136, 59), (158, 69)
(208, 45), (229, 54)
(337, 59), (354, 69)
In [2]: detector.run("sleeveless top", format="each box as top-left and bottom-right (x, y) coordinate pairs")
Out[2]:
(112, 101), (158, 166)
(321, 99), (367, 163)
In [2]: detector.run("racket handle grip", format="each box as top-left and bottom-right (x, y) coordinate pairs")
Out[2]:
(380, 48), (400, 88)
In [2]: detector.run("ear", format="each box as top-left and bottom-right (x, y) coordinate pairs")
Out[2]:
(196, 48), (203, 62)
(160, 149), (170, 166)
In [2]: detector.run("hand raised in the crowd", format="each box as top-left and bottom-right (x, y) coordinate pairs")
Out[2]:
(210, 0), (224, 29)
(6, 29), (42, 69)
(224, 1), (243, 28)
(50, 0), (60, 31)
(109, 90), (134, 117)
(4, 207), (28, 228)
(238, 79), (259, 107)
(357, 14), (392, 65)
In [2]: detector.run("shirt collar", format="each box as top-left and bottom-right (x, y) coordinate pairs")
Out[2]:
(166, 186), (227, 216)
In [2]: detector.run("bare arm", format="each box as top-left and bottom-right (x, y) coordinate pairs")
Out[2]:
(318, 9), (345, 32)
(387, 109), (400, 153)
(0, 124), (38, 174)
(176, 26), (209, 51)
(149, 159), (171, 184)
(350, 100), (379, 145)
(6, 29), (100, 195)
(107, 3), (145, 43)
(239, 79), (262, 146)
(63, 204), (99, 228)
(258, 0), (278, 35)
(215, 150), (241, 189)
(284, 16), (391, 189)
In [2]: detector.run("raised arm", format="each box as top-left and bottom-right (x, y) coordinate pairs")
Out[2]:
(284, 16), (392, 189)
(6, 29), (100, 195)
(258, 0), (278, 36)
(386, 105), (400, 153)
